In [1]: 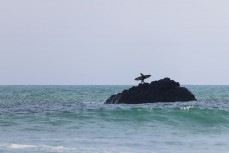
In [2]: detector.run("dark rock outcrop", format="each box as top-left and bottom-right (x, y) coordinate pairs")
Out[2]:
(105, 78), (196, 104)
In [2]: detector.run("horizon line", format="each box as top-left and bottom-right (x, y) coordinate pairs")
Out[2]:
(0, 84), (229, 86)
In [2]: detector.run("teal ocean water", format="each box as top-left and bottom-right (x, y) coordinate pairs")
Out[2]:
(0, 85), (229, 153)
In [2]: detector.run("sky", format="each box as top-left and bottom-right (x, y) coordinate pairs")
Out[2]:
(0, 0), (229, 85)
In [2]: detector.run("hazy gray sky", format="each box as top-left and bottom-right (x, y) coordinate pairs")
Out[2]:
(1, 0), (229, 85)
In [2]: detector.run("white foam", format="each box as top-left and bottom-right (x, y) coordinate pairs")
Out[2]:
(10, 144), (36, 149)
(1, 143), (137, 153)
(180, 105), (194, 111)
(3, 143), (78, 152)
(40, 145), (78, 152)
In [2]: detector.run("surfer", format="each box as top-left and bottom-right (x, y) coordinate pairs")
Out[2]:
(135, 73), (151, 84)
(140, 73), (146, 83)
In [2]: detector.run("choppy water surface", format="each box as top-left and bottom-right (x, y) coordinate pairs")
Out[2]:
(0, 85), (229, 153)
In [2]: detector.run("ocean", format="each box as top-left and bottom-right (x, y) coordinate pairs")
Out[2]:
(0, 85), (229, 153)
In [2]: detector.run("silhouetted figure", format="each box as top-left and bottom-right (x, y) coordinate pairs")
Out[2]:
(140, 73), (146, 84)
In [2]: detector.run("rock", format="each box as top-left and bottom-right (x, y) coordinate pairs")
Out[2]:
(105, 78), (196, 104)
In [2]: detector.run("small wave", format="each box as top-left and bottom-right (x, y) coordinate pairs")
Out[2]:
(0, 143), (78, 152)
(0, 143), (136, 153)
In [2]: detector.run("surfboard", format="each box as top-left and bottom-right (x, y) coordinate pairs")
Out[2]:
(135, 75), (151, 81)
